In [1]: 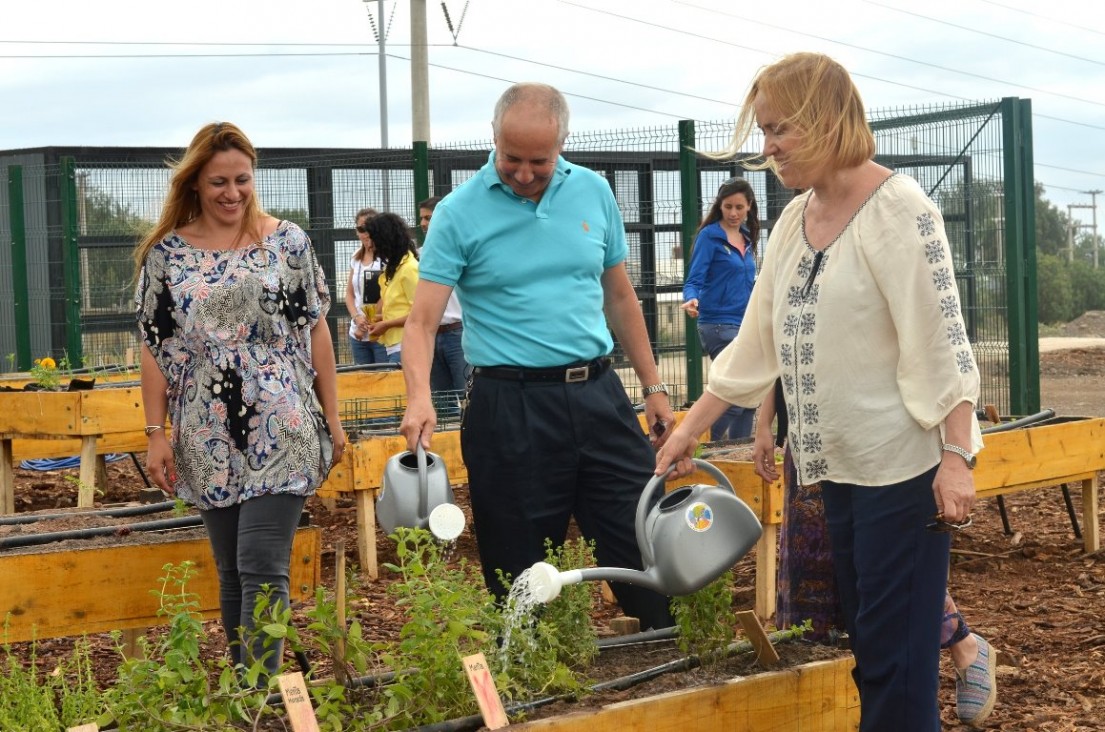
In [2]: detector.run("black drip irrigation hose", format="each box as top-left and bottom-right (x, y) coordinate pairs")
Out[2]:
(0, 500), (177, 527)
(0, 514), (202, 550)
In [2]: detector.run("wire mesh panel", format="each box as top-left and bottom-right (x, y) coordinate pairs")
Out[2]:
(0, 99), (1032, 414)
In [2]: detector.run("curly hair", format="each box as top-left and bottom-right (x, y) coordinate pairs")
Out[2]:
(364, 212), (418, 281)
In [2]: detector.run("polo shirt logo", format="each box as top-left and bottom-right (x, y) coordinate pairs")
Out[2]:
(582, 221), (590, 232)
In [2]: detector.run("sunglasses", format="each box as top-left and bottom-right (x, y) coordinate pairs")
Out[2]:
(926, 513), (973, 533)
(355, 225), (369, 234)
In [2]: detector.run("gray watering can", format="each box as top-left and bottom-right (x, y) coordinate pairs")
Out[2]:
(377, 443), (466, 541)
(527, 458), (762, 602)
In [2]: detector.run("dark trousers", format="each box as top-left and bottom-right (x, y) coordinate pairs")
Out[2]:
(200, 493), (306, 674)
(461, 366), (674, 630)
(822, 465), (949, 732)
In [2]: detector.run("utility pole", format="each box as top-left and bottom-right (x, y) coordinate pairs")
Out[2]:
(363, 0), (391, 209)
(364, 0), (389, 148)
(411, 0), (431, 144)
(1088, 189), (1102, 269)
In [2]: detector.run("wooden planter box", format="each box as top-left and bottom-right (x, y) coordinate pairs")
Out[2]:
(0, 525), (321, 644)
(515, 655), (858, 732)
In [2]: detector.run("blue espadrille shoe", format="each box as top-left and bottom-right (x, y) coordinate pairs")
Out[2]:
(956, 633), (997, 726)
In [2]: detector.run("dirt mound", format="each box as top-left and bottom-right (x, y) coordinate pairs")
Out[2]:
(1057, 310), (1105, 338)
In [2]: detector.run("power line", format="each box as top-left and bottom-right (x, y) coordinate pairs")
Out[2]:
(667, 0), (1105, 109)
(975, 0), (1105, 37)
(863, 0), (1105, 67)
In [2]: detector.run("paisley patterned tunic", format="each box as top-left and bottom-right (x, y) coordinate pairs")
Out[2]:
(135, 221), (333, 510)
(707, 174), (982, 487)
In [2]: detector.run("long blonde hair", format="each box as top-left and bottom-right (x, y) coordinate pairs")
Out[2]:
(133, 122), (265, 271)
(713, 52), (875, 177)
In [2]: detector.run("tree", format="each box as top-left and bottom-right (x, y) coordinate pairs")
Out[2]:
(1035, 254), (1074, 323)
(1034, 183), (1070, 258)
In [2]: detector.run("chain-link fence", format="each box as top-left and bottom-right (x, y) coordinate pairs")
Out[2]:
(0, 97), (1037, 413)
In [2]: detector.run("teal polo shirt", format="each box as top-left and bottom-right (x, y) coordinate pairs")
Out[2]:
(419, 151), (628, 368)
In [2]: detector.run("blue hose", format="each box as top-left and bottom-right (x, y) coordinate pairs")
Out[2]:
(19, 454), (127, 471)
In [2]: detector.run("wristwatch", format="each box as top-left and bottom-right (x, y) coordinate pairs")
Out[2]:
(942, 443), (977, 469)
(642, 383), (669, 397)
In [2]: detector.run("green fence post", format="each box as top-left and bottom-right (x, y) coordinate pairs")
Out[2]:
(413, 141), (430, 244)
(1001, 97), (1039, 415)
(8, 166), (32, 371)
(1017, 98), (1040, 413)
(59, 155), (83, 365)
(678, 120), (703, 402)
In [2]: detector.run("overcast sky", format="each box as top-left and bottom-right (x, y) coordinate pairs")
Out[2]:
(2, 0), (1102, 223)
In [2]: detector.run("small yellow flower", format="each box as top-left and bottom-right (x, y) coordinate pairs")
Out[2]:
(39, 357), (56, 370)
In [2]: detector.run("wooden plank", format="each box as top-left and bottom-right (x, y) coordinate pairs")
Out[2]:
(77, 387), (146, 434)
(0, 437), (12, 515)
(754, 523), (778, 622)
(0, 526), (320, 644)
(973, 417), (1105, 491)
(0, 391), (82, 434)
(77, 436), (98, 507)
(355, 488), (378, 580)
(736, 609), (779, 666)
(512, 656), (856, 732)
(1082, 475), (1100, 553)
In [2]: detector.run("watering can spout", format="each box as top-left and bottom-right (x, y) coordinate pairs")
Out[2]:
(526, 562), (666, 604)
(527, 562), (583, 603)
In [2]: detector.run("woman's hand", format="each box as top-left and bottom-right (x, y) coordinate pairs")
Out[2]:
(752, 429), (780, 483)
(654, 424), (700, 479)
(146, 431), (177, 495)
(329, 418), (348, 469)
(368, 320), (389, 338)
(680, 298), (700, 318)
(933, 455), (975, 523)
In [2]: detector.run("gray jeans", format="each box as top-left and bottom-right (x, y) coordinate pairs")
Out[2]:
(200, 493), (306, 675)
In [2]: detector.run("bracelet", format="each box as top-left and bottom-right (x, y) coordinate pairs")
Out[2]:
(145, 425), (165, 436)
(642, 383), (669, 397)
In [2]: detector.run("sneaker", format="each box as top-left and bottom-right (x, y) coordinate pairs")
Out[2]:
(956, 633), (997, 726)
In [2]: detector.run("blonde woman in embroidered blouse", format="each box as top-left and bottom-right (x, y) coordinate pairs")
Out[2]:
(657, 53), (992, 730)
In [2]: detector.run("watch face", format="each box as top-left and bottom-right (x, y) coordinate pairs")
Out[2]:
(967, 454), (977, 469)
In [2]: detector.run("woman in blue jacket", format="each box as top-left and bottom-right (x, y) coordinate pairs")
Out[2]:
(681, 176), (759, 441)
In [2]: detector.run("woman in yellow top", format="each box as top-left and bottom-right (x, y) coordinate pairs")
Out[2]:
(365, 212), (420, 364)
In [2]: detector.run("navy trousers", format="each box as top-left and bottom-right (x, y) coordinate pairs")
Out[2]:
(460, 366), (674, 630)
(821, 464), (950, 732)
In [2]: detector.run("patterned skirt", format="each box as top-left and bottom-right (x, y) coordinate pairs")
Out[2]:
(775, 447), (844, 641)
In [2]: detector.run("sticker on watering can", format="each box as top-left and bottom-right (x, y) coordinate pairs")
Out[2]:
(685, 501), (714, 532)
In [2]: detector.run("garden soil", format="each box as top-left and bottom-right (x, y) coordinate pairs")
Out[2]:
(6, 312), (1105, 730)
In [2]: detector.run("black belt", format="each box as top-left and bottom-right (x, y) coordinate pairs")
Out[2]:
(473, 358), (610, 384)
(437, 321), (463, 334)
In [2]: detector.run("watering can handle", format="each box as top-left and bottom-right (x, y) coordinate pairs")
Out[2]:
(416, 441), (429, 520)
(635, 458), (736, 568)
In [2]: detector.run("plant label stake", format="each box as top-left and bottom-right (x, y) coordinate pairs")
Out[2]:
(462, 652), (509, 729)
(277, 671), (321, 732)
(736, 609), (780, 666)
(66, 724), (99, 732)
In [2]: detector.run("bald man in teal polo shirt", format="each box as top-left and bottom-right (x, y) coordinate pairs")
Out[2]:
(400, 82), (675, 630)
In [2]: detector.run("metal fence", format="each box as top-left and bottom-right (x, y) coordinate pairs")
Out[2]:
(0, 97), (1037, 414)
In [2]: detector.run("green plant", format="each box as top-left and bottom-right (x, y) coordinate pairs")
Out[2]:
(378, 528), (499, 728)
(29, 356), (63, 390)
(490, 538), (598, 698)
(0, 625), (64, 730)
(671, 570), (738, 665)
(0, 620), (106, 730)
(103, 562), (280, 731)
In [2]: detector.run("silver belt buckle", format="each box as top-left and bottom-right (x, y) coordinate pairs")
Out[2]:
(565, 365), (590, 383)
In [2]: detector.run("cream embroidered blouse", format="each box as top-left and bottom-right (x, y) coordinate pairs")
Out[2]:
(707, 174), (983, 487)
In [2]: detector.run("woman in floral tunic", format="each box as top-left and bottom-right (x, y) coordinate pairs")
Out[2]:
(134, 122), (345, 677)
(657, 54), (994, 730)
